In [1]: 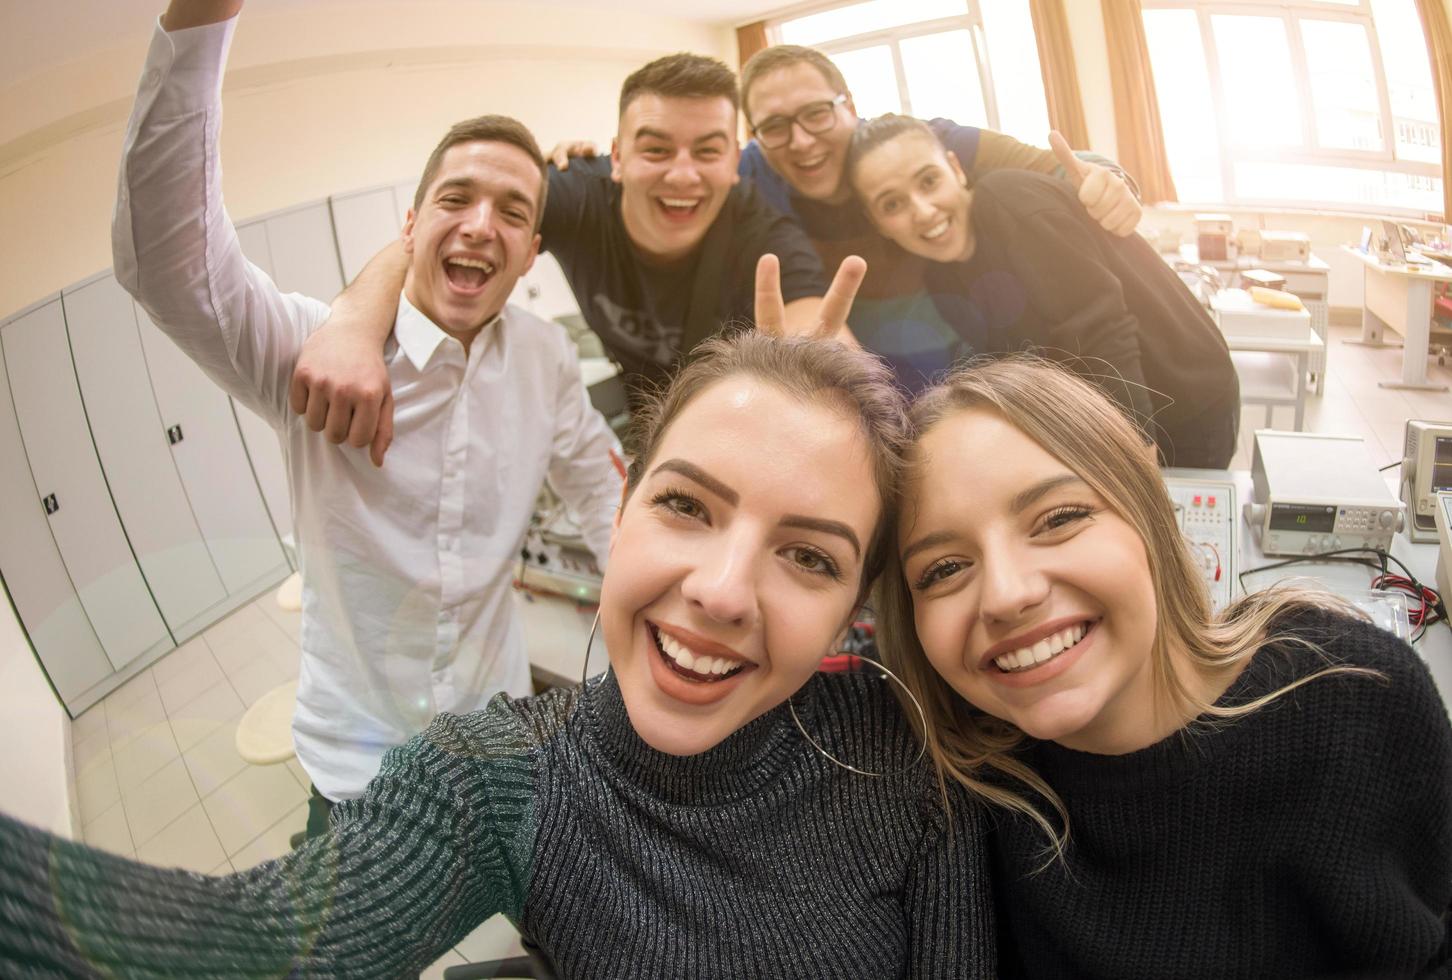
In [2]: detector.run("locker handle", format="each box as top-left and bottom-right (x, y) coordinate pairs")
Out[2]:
(167, 424), (184, 445)
(42, 493), (59, 515)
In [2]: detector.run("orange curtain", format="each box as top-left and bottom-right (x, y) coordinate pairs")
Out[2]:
(1029, 0), (1090, 149)
(1100, 0), (1178, 204)
(1415, 0), (1452, 221)
(737, 22), (769, 68)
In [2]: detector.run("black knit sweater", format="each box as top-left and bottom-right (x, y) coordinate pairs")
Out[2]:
(992, 609), (1452, 978)
(0, 671), (994, 978)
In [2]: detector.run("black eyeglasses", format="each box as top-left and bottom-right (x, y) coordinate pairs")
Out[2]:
(751, 94), (848, 150)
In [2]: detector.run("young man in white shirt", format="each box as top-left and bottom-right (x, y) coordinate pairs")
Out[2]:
(115, 0), (623, 835)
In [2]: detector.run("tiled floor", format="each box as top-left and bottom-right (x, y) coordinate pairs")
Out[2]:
(69, 588), (524, 976)
(65, 316), (1450, 974)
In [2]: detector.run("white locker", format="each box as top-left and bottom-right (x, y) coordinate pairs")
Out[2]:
(62, 275), (229, 640)
(0, 334), (112, 707)
(1, 300), (171, 673)
(265, 202), (345, 301)
(331, 186), (405, 283)
(133, 304), (290, 595)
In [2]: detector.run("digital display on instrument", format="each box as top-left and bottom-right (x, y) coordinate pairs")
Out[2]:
(1433, 436), (1452, 493)
(1269, 503), (1336, 533)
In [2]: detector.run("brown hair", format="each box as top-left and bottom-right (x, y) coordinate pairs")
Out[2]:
(619, 53), (740, 118)
(413, 115), (549, 232)
(626, 332), (908, 604)
(739, 45), (849, 125)
(845, 113), (943, 188)
(875, 355), (1375, 860)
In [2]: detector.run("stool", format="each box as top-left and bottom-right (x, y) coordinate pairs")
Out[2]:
(235, 679), (298, 765)
(276, 572), (302, 612)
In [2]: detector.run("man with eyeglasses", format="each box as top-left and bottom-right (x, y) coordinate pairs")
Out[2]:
(738, 45), (1143, 391)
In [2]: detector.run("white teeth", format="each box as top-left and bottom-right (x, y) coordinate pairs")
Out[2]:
(992, 622), (1091, 673)
(657, 631), (739, 677)
(447, 257), (494, 273)
(922, 219), (949, 241)
(660, 198), (699, 208)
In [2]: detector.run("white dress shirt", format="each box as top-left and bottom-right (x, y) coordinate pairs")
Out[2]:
(114, 16), (622, 800)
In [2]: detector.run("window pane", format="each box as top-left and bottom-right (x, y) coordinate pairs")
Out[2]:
(1212, 14), (1302, 147)
(832, 45), (903, 117)
(980, 0), (1051, 144)
(1143, 8), (1224, 202)
(779, 0), (968, 46)
(901, 30), (989, 127)
(1369, 0), (1442, 164)
(1301, 19), (1382, 150)
(1235, 160), (1442, 212)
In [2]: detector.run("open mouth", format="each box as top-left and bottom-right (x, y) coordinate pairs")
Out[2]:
(792, 154), (829, 176)
(650, 623), (748, 683)
(443, 256), (495, 292)
(921, 218), (950, 242)
(992, 619), (1098, 674)
(656, 197), (703, 222)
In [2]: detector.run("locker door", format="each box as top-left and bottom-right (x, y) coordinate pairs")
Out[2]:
(266, 203), (344, 301)
(133, 303), (290, 595)
(331, 187), (404, 284)
(1, 300), (171, 672)
(0, 334), (111, 708)
(63, 275), (228, 640)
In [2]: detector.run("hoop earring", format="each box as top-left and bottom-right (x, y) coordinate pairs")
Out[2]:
(788, 653), (927, 778)
(580, 610), (609, 688)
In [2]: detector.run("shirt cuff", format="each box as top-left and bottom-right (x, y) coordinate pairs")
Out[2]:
(142, 13), (237, 118)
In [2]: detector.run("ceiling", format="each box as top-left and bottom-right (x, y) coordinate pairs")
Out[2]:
(0, 0), (790, 91)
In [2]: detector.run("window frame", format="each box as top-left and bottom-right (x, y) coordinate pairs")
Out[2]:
(1142, 0), (1442, 215)
(766, 0), (1002, 131)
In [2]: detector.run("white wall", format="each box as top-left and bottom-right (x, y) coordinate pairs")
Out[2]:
(0, 595), (75, 837)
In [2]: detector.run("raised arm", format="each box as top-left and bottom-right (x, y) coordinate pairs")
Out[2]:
(0, 708), (531, 977)
(287, 242), (409, 465)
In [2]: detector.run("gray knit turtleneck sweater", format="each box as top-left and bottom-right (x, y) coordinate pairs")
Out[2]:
(0, 671), (994, 978)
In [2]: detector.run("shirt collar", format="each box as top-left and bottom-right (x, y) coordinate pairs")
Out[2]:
(394, 293), (503, 371)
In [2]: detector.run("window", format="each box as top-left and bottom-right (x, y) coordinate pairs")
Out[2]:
(1141, 0), (1443, 215)
(770, 0), (1052, 146)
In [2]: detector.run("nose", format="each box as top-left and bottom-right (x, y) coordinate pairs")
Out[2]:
(664, 148), (701, 186)
(788, 119), (817, 151)
(679, 529), (759, 629)
(911, 193), (936, 225)
(978, 540), (1050, 625)
(459, 200), (497, 241)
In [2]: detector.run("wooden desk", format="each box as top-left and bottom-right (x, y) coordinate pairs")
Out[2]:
(1342, 245), (1452, 391)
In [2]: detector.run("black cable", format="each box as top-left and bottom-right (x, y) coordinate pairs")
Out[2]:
(1378, 460), (1402, 472)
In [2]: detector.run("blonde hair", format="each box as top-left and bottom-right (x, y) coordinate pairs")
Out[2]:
(875, 355), (1375, 861)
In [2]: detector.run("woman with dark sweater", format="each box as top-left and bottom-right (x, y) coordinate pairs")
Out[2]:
(0, 333), (995, 978)
(847, 114), (1241, 469)
(878, 355), (1452, 977)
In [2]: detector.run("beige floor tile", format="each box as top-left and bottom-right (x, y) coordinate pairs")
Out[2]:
(284, 758), (311, 792)
(103, 668), (159, 715)
(73, 729), (112, 774)
(204, 763), (307, 856)
(77, 756), (122, 825)
(136, 803), (228, 875)
(107, 688), (168, 748)
(72, 703), (108, 742)
(151, 636), (217, 687)
(157, 651), (226, 716)
(182, 714), (248, 798)
(113, 722), (181, 793)
(453, 914), (526, 964)
(226, 656), (290, 708)
(230, 801), (308, 871)
(203, 603), (276, 653)
(208, 859), (235, 876)
(256, 594), (303, 643)
(421, 948), (468, 979)
(170, 680), (246, 753)
(122, 757), (199, 847)
(83, 801), (135, 858)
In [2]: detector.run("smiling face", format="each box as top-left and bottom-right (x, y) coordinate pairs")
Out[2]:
(898, 407), (1162, 754)
(852, 131), (975, 264)
(611, 94), (740, 264)
(600, 376), (880, 756)
(745, 62), (858, 204)
(402, 140), (541, 338)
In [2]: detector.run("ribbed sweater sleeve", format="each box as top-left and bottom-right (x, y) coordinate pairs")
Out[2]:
(0, 701), (536, 978)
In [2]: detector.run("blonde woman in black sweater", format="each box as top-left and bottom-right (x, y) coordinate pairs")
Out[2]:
(877, 355), (1452, 978)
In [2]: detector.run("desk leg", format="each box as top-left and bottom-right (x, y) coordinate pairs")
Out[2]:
(1293, 350), (1308, 430)
(1345, 266), (1402, 350)
(1380, 280), (1448, 391)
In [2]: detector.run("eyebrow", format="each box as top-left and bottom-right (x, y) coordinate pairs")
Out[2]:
(871, 163), (941, 209)
(899, 474), (1088, 565)
(435, 178), (536, 214)
(634, 127), (730, 146)
(650, 458), (862, 558)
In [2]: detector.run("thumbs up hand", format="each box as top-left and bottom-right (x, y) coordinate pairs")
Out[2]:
(1049, 131), (1143, 237)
